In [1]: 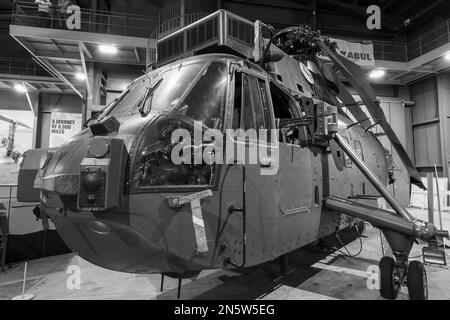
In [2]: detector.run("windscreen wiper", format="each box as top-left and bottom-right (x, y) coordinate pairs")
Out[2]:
(139, 78), (163, 117)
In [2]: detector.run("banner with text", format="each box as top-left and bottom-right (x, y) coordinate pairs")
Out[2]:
(49, 112), (82, 147)
(330, 38), (375, 66)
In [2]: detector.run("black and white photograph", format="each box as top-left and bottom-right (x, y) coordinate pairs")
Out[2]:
(0, 0), (449, 309)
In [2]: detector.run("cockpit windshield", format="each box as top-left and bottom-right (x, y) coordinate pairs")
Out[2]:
(99, 59), (228, 130)
(129, 59), (229, 191)
(104, 61), (205, 119)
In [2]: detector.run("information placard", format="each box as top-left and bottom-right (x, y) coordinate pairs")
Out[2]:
(49, 112), (82, 147)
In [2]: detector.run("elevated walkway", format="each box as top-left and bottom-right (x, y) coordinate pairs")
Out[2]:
(9, 0), (158, 97)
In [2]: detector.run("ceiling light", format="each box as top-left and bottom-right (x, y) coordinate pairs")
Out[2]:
(14, 84), (27, 93)
(75, 72), (86, 80)
(444, 52), (450, 61)
(368, 69), (385, 79)
(98, 44), (117, 54)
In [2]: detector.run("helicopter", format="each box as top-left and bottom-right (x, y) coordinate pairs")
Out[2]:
(16, 10), (449, 300)
(0, 113), (31, 159)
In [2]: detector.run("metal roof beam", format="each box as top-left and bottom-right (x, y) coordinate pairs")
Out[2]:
(0, 81), (11, 88)
(134, 47), (141, 63)
(79, 42), (92, 100)
(10, 33), (83, 97)
(0, 73), (63, 85)
(79, 41), (93, 59)
(10, 25), (149, 48)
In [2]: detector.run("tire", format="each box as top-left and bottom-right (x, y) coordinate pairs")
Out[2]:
(407, 261), (428, 300)
(379, 256), (400, 299)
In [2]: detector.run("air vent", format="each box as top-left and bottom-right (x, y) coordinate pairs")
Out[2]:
(156, 10), (255, 66)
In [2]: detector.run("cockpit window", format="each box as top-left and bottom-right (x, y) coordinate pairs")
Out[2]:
(129, 60), (228, 191)
(175, 61), (228, 129)
(104, 61), (205, 118)
(104, 77), (149, 118)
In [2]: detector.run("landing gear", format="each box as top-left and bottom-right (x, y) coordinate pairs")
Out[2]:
(379, 256), (401, 299)
(379, 256), (428, 300)
(407, 261), (428, 300)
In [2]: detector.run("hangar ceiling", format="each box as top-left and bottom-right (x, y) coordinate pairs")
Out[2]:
(2, 0), (450, 96)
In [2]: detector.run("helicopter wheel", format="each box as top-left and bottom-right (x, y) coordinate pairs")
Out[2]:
(379, 256), (400, 299)
(407, 261), (428, 300)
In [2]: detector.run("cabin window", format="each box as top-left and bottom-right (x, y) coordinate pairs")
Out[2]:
(248, 76), (266, 130)
(269, 81), (302, 143)
(354, 140), (364, 161)
(343, 136), (352, 168)
(232, 73), (266, 133)
(330, 140), (345, 171)
(269, 82), (296, 119)
(241, 74), (257, 130)
(258, 79), (273, 130)
(232, 72), (242, 129)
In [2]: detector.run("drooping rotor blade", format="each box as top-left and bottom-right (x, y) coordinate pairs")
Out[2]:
(0, 113), (32, 129)
(317, 40), (426, 190)
(336, 81), (372, 127)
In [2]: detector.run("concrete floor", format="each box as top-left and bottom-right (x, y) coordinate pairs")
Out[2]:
(0, 208), (449, 300)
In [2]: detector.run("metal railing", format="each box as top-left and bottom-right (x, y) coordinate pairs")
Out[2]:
(0, 57), (47, 77)
(11, 0), (159, 38)
(407, 20), (450, 60)
(11, 0), (450, 63)
(0, 185), (15, 231)
(0, 185), (16, 270)
(372, 40), (408, 62)
(372, 19), (450, 62)
(146, 16), (450, 65)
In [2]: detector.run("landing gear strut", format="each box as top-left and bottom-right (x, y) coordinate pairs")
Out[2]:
(379, 255), (428, 300)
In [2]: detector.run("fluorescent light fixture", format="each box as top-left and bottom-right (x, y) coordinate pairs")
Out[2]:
(368, 69), (385, 79)
(14, 83), (27, 93)
(98, 44), (118, 54)
(445, 52), (450, 61)
(75, 72), (86, 80)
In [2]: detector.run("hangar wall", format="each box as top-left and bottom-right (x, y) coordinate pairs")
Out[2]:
(410, 77), (441, 169)
(347, 84), (413, 206)
(409, 73), (450, 184)
(38, 93), (82, 148)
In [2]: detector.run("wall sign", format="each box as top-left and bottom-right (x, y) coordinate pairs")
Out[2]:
(49, 112), (82, 147)
(330, 38), (375, 66)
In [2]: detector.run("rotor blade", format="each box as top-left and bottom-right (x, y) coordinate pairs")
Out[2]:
(336, 81), (372, 127)
(318, 40), (426, 190)
(0, 113), (32, 129)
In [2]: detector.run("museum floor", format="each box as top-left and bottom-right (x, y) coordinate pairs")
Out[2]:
(0, 208), (449, 300)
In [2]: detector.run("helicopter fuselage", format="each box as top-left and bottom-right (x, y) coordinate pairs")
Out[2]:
(28, 54), (388, 275)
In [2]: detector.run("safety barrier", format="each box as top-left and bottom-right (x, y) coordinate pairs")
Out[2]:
(0, 185), (16, 271)
(11, 0), (158, 38)
(0, 57), (47, 77)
